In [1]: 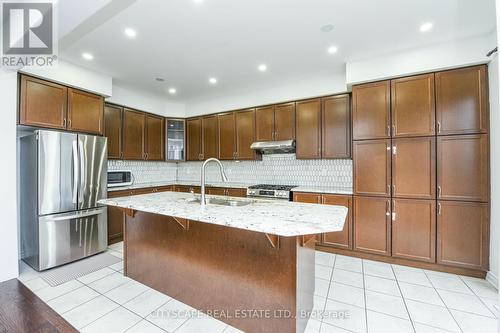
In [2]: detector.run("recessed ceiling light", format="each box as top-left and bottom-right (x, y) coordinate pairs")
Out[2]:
(258, 64), (267, 72)
(155, 77), (165, 82)
(209, 77), (217, 84)
(321, 24), (334, 33)
(82, 52), (93, 60)
(419, 22), (433, 32)
(124, 28), (137, 38)
(168, 88), (177, 94)
(327, 46), (338, 54)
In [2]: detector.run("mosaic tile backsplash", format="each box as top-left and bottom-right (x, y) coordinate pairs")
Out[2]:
(108, 160), (177, 184)
(109, 154), (352, 188)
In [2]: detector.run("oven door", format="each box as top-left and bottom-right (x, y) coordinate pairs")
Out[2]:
(38, 207), (107, 271)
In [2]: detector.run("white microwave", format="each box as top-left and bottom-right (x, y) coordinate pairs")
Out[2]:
(107, 170), (133, 187)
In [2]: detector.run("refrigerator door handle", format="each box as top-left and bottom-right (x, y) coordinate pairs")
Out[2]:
(72, 140), (79, 204)
(40, 208), (105, 222)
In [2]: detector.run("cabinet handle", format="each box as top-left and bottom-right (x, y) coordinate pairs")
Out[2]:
(275, 131), (278, 140)
(387, 125), (391, 137)
(68, 119), (72, 128)
(387, 185), (391, 195)
(438, 203), (442, 215)
(63, 118), (67, 128)
(386, 200), (390, 216)
(437, 121), (441, 133)
(437, 186), (442, 198)
(392, 200), (396, 221)
(392, 145), (397, 155)
(392, 184), (395, 194)
(392, 124), (396, 136)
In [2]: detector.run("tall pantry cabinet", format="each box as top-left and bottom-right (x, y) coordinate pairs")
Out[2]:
(352, 66), (489, 272)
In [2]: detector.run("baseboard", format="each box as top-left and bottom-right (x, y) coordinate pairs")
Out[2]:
(486, 271), (499, 289)
(316, 245), (487, 278)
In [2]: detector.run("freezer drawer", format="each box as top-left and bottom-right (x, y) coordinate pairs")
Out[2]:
(38, 207), (107, 271)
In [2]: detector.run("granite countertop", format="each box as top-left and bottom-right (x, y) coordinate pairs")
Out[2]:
(98, 191), (348, 237)
(291, 186), (353, 195)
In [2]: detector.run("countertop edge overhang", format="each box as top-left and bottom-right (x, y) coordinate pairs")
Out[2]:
(98, 191), (348, 237)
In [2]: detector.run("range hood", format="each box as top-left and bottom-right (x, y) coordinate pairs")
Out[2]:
(250, 140), (296, 154)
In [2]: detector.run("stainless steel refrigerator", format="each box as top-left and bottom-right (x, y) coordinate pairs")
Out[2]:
(20, 130), (108, 271)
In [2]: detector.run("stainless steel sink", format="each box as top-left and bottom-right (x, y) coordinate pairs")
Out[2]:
(187, 197), (255, 207)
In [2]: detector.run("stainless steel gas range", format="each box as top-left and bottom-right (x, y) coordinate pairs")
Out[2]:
(246, 184), (298, 201)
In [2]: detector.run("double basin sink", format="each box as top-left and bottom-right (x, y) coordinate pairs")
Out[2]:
(187, 196), (255, 207)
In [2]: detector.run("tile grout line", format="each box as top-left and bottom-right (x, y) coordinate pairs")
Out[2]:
(421, 270), (464, 333)
(457, 274), (499, 318)
(318, 253), (337, 333)
(389, 263), (417, 333)
(426, 272), (498, 319)
(361, 259), (369, 333)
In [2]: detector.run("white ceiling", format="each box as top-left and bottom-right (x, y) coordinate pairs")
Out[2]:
(59, 0), (496, 102)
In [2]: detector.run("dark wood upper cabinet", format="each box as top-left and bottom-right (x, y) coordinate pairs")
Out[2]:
(104, 104), (123, 159)
(67, 88), (104, 135)
(437, 134), (489, 202)
(353, 139), (391, 197)
(235, 109), (256, 160)
(391, 74), (435, 137)
(255, 103), (295, 142)
(352, 80), (391, 140)
(296, 99), (321, 159)
(321, 194), (352, 250)
(392, 137), (435, 199)
(353, 196), (391, 256)
(322, 94), (351, 159)
(218, 112), (236, 160)
(122, 109), (145, 160)
(255, 106), (274, 141)
(202, 116), (218, 159)
(274, 102), (295, 140)
(392, 199), (436, 263)
(437, 201), (489, 270)
(436, 66), (488, 135)
(187, 118), (202, 161)
(19, 75), (67, 129)
(145, 114), (165, 161)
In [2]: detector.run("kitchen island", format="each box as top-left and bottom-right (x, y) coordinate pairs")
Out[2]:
(99, 191), (348, 333)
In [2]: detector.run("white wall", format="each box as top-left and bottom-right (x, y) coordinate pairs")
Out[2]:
(107, 81), (185, 118)
(21, 60), (113, 96)
(488, 54), (499, 288)
(0, 69), (20, 282)
(185, 70), (346, 117)
(346, 34), (496, 86)
(490, 0), (500, 290)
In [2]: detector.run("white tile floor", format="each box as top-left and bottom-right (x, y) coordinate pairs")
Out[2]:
(18, 243), (498, 333)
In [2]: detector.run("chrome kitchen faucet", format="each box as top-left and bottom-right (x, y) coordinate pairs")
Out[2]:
(200, 158), (228, 207)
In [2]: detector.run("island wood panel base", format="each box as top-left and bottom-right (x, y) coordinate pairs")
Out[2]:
(124, 211), (315, 333)
(315, 246), (486, 279)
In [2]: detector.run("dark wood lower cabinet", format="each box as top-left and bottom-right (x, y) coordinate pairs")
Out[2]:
(437, 200), (489, 270)
(392, 199), (436, 263)
(293, 192), (352, 250)
(107, 206), (124, 245)
(353, 196), (391, 256)
(321, 194), (352, 250)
